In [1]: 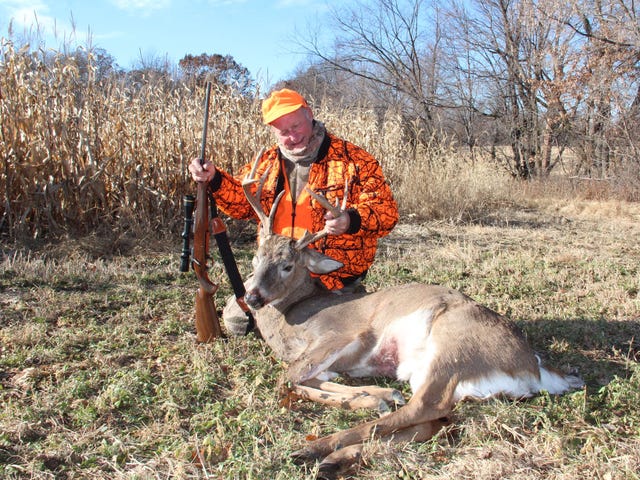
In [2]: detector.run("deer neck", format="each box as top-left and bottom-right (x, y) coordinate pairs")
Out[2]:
(270, 274), (325, 314)
(252, 275), (327, 362)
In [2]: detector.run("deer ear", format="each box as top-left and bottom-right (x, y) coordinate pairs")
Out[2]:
(303, 248), (343, 274)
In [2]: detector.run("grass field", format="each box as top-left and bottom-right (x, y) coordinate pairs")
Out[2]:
(1, 197), (639, 479)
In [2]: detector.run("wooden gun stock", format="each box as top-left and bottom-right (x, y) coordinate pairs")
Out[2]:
(191, 81), (223, 342)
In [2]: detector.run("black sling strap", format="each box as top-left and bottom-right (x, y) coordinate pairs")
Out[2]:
(210, 198), (256, 335)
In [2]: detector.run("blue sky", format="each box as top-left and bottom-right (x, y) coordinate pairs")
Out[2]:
(0, 0), (338, 85)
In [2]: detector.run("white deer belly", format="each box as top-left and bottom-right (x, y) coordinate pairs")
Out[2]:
(347, 309), (434, 384)
(454, 371), (541, 401)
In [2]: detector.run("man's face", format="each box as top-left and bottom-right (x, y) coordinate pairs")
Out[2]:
(269, 107), (314, 153)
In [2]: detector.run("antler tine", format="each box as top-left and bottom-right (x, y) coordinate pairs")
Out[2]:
(306, 188), (340, 218)
(246, 147), (264, 184)
(242, 148), (272, 231)
(296, 179), (350, 251)
(295, 229), (328, 251)
(340, 178), (349, 210)
(269, 190), (286, 229)
(305, 179), (349, 217)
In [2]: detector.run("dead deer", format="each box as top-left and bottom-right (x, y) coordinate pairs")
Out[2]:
(240, 152), (584, 479)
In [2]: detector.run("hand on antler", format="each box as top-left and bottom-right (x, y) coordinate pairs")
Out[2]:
(324, 210), (350, 236)
(303, 179), (350, 238)
(295, 182), (350, 250)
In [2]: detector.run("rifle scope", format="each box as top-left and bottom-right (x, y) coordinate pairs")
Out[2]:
(179, 194), (196, 272)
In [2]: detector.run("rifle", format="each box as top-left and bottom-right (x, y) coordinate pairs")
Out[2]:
(190, 81), (223, 342)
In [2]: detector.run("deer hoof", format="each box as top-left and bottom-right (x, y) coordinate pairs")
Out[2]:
(391, 389), (406, 406)
(316, 462), (340, 480)
(291, 447), (322, 465)
(316, 444), (363, 479)
(377, 399), (391, 415)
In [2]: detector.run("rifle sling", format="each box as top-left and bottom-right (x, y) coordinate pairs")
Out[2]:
(209, 198), (256, 335)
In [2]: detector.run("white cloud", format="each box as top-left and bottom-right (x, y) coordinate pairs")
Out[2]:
(109, 0), (171, 14)
(0, 0), (93, 49)
(0, 0), (71, 40)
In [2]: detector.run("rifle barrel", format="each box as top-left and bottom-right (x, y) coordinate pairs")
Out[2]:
(200, 82), (212, 166)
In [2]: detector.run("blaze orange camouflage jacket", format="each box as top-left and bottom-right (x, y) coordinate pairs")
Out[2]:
(209, 132), (399, 289)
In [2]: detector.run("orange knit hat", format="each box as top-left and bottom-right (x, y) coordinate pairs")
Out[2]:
(261, 89), (308, 124)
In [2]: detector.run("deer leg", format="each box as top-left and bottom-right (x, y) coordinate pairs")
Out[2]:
(313, 416), (452, 480)
(282, 378), (405, 415)
(292, 374), (458, 464)
(304, 379), (406, 407)
(385, 415), (452, 442)
(289, 384), (391, 413)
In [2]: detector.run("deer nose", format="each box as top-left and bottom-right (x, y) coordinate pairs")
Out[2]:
(245, 290), (265, 310)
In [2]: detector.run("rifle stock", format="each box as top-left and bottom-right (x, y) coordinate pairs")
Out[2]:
(191, 82), (223, 342)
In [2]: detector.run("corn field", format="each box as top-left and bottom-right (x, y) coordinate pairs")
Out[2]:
(0, 41), (258, 238)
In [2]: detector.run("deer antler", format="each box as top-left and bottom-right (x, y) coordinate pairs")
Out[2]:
(242, 148), (285, 237)
(295, 179), (349, 250)
(242, 152), (350, 248)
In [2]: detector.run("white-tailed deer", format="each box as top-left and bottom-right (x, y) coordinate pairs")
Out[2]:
(241, 152), (584, 479)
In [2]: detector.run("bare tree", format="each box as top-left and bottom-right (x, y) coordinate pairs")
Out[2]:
(178, 53), (254, 94)
(559, 0), (640, 179)
(294, 0), (639, 186)
(444, 0), (580, 177)
(299, 0), (584, 177)
(444, 0), (638, 180)
(298, 0), (448, 141)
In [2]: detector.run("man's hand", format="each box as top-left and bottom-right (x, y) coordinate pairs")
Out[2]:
(188, 157), (216, 183)
(324, 210), (350, 236)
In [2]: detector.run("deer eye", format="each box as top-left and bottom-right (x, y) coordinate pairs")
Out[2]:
(281, 264), (293, 273)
